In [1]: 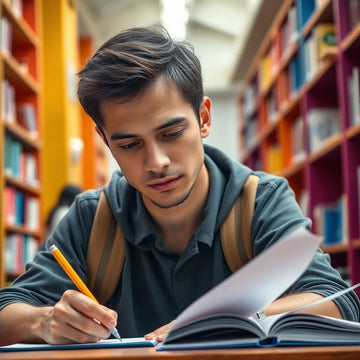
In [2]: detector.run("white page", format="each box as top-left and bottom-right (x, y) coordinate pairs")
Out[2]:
(171, 226), (322, 330)
(0, 338), (156, 351)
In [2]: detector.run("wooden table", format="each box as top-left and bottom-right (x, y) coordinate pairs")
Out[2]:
(1, 345), (360, 360)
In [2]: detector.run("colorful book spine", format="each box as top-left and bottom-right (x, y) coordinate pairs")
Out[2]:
(313, 195), (348, 245)
(17, 103), (38, 135)
(266, 145), (282, 174)
(24, 196), (40, 231)
(4, 186), (15, 225)
(5, 234), (38, 274)
(306, 108), (340, 153)
(348, 0), (360, 30)
(358, 167), (360, 235)
(314, 23), (337, 61)
(3, 134), (39, 184)
(348, 67), (360, 127)
(1, 79), (15, 122)
(292, 115), (306, 163)
(298, 0), (316, 28)
(0, 16), (12, 55)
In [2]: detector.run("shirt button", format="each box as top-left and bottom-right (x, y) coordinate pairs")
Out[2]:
(175, 271), (184, 281)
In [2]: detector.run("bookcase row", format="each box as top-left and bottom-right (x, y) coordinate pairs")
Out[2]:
(0, 0), (41, 287)
(238, 0), (360, 287)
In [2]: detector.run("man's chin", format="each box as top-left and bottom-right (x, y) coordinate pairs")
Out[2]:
(149, 190), (192, 210)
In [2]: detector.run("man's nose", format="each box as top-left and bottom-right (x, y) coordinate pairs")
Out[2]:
(144, 143), (170, 173)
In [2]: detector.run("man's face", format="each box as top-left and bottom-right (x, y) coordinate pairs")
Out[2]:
(98, 78), (211, 212)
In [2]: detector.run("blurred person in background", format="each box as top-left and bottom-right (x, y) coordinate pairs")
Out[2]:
(42, 185), (83, 244)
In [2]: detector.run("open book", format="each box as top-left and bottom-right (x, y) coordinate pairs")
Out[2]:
(158, 227), (360, 350)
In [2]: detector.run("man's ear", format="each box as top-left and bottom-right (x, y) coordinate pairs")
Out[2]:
(95, 126), (109, 147)
(199, 96), (211, 139)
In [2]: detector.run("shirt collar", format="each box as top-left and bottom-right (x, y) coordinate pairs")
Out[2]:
(125, 152), (226, 249)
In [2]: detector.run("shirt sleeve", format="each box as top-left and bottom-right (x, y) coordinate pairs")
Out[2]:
(0, 191), (99, 311)
(252, 173), (360, 322)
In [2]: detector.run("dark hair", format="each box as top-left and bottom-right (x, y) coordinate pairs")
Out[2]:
(45, 185), (82, 228)
(77, 26), (203, 129)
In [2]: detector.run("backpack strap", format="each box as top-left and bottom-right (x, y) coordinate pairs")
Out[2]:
(220, 174), (259, 272)
(86, 173), (259, 303)
(86, 191), (125, 304)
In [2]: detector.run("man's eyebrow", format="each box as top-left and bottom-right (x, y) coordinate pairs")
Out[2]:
(110, 117), (187, 141)
(155, 117), (186, 131)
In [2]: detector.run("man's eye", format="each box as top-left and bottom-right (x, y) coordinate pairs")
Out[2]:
(119, 141), (139, 151)
(163, 129), (184, 139)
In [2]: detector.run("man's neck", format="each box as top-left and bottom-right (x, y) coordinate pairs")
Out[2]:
(146, 165), (209, 254)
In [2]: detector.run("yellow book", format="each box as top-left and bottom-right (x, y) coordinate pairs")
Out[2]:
(259, 55), (272, 93)
(267, 145), (282, 174)
(315, 23), (337, 61)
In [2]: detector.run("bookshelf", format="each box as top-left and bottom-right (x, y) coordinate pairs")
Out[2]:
(0, 0), (42, 287)
(41, 0), (83, 220)
(79, 37), (110, 190)
(238, 0), (360, 288)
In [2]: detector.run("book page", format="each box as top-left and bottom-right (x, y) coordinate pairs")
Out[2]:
(0, 338), (157, 352)
(171, 227), (322, 331)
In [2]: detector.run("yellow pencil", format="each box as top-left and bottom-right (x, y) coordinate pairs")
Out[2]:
(49, 244), (121, 341)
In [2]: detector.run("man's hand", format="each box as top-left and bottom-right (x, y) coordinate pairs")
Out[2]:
(0, 290), (118, 345)
(144, 320), (174, 342)
(42, 290), (118, 344)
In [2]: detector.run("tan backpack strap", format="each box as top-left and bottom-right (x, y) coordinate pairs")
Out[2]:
(221, 174), (259, 272)
(241, 174), (259, 260)
(86, 191), (125, 304)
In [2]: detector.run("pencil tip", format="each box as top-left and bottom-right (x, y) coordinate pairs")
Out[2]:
(110, 327), (122, 342)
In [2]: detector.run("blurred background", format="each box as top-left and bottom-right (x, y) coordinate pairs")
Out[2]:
(3, 0), (360, 291)
(0, 0), (283, 286)
(77, 0), (282, 162)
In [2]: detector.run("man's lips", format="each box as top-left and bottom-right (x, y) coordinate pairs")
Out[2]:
(148, 176), (180, 192)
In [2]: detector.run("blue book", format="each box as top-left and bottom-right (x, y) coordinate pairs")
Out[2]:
(4, 134), (13, 175)
(296, 0), (315, 28)
(12, 140), (22, 178)
(14, 191), (25, 225)
(323, 206), (340, 245)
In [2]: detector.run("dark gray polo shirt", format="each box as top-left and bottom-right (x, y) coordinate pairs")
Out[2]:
(0, 144), (359, 337)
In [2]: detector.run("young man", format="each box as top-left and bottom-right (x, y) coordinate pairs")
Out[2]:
(0, 26), (359, 346)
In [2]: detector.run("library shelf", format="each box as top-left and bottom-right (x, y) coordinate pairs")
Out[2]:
(341, 23), (360, 53)
(238, 0), (360, 290)
(279, 42), (299, 73)
(6, 223), (41, 239)
(279, 158), (306, 179)
(2, 52), (39, 92)
(4, 120), (40, 148)
(308, 134), (343, 164)
(346, 124), (360, 139)
(353, 239), (360, 250)
(281, 87), (303, 118)
(321, 243), (348, 255)
(5, 174), (40, 195)
(0, 0), (42, 288)
(1, 0), (38, 44)
(302, 56), (338, 94)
